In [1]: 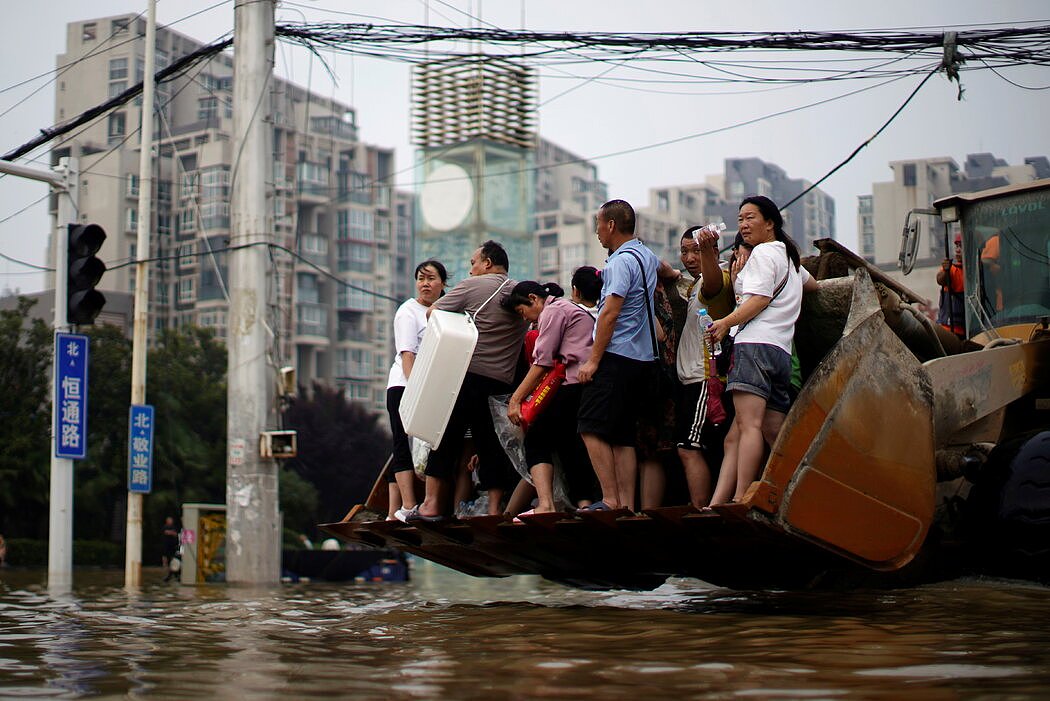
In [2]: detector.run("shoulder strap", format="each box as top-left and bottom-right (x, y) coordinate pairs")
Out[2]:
(622, 247), (658, 358)
(468, 277), (511, 325)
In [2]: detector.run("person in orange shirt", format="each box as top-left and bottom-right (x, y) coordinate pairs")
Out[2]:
(936, 232), (965, 339)
(980, 231), (1003, 314)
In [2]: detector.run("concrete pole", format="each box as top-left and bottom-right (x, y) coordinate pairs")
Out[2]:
(50, 157), (78, 594)
(227, 0), (279, 584)
(125, 0), (157, 590)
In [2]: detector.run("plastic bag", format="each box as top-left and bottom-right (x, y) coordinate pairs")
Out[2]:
(410, 437), (430, 479)
(487, 394), (572, 510)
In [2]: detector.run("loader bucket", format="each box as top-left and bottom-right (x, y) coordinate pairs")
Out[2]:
(746, 269), (936, 570)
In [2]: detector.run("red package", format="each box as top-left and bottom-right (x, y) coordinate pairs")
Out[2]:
(520, 361), (567, 431)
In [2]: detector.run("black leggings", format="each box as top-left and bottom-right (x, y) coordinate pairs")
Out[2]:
(386, 386), (413, 482)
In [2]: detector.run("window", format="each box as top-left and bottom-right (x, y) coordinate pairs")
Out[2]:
(336, 209), (375, 241)
(126, 207), (137, 232)
(107, 112), (126, 144)
(198, 96), (218, 122)
(296, 274), (320, 303)
(339, 281), (374, 311)
(902, 163), (917, 187)
(177, 278), (195, 303)
(82, 23), (97, 41)
(109, 58), (128, 80)
(338, 242), (372, 273)
(178, 209), (196, 234)
(199, 166), (229, 200)
(180, 172), (198, 200)
(108, 80), (127, 98)
(200, 202), (229, 230)
(126, 175), (139, 198)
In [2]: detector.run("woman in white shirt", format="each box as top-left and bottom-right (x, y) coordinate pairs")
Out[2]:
(708, 196), (818, 506)
(386, 260), (447, 520)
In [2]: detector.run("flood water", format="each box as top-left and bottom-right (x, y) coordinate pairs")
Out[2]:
(2, 562), (1049, 699)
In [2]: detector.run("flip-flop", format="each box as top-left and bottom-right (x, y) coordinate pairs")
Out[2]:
(512, 508), (536, 524)
(402, 505), (445, 523)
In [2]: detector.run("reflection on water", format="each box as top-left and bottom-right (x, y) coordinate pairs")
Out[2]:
(1, 561), (1049, 699)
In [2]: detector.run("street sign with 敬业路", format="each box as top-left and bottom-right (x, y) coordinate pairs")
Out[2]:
(128, 404), (155, 493)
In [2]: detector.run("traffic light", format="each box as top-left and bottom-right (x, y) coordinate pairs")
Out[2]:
(66, 223), (107, 325)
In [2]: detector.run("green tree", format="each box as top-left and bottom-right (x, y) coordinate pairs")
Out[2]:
(74, 324), (132, 542)
(283, 383), (390, 526)
(0, 298), (52, 538)
(142, 327), (228, 561)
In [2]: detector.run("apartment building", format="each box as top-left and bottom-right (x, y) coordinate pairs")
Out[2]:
(722, 157), (835, 254)
(49, 14), (412, 415)
(533, 138), (608, 285)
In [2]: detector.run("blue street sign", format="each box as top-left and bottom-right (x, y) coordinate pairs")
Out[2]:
(55, 333), (89, 459)
(128, 404), (155, 493)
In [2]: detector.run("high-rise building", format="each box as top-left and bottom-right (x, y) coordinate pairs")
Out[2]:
(722, 157), (835, 254)
(48, 14), (412, 415)
(533, 138), (608, 284)
(635, 183), (731, 261)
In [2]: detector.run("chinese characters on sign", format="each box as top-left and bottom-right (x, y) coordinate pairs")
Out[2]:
(128, 404), (155, 493)
(54, 333), (89, 459)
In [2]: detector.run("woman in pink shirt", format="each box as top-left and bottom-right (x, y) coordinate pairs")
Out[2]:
(504, 281), (597, 515)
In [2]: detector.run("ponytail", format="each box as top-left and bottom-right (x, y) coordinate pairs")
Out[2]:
(502, 280), (563, 310)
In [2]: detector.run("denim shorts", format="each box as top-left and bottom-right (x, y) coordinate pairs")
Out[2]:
(727, 342), (792, 414)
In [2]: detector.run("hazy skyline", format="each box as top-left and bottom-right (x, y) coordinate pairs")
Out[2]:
(1, 0), (1048, 294)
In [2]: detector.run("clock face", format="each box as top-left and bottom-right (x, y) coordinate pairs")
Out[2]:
(419, 163), (474, 231)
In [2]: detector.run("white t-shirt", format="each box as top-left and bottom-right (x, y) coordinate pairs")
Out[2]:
(386, 298), (429, 389)
(734, 241), (811, 354)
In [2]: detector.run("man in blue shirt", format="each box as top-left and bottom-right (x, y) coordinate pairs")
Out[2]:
(577, 199), (658, 511)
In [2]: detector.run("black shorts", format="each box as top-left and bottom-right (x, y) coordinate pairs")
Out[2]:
(424, 372), (518, 491)
(524, 384), (590, 466)
(577, 352), (650, 446)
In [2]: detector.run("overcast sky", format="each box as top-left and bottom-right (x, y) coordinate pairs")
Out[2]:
(1, 0), (1047, 294)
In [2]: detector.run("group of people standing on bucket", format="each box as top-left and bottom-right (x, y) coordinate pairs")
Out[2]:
(382, 194), (818, 522)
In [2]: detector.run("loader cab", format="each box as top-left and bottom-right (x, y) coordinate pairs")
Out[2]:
(935, 179), (1050, 339)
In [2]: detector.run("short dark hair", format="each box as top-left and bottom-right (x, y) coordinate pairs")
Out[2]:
(599, 199), (635, 235)
(414, 259), (448, 283)
(479, 240), (509, 271)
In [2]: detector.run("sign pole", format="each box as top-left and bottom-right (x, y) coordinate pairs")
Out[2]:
(125, 0), (158, 589)
(48, 157), (78, 593)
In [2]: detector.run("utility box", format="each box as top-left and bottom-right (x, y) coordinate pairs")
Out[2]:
(260, 430), (297, 459)
(180, 503), (226, 585)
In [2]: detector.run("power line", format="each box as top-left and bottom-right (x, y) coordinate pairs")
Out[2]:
(781, 67), (940, 211)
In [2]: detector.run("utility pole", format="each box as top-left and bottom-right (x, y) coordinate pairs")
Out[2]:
(125, 0), (157, 589)
(0, 157), (78, 593)
(226, 0), (279, 584)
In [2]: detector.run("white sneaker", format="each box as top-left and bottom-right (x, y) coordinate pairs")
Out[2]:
(394, 507), (414, 523)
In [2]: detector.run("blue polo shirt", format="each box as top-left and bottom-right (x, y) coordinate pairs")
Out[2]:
(598, 238), (658, 361)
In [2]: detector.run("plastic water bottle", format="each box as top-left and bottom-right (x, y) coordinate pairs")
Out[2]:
(692, 222), (727, 245)
(697, 308), (721, 357)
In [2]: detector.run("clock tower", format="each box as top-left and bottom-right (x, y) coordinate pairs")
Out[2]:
(413, 56), (536, 283)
